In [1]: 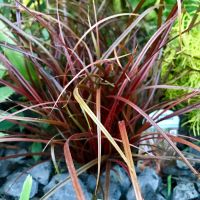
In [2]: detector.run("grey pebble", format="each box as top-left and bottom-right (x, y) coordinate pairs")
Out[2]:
(172, 182), (198, 200)
(28, 161), (52, 185)
(43, 173), (92, 200)
(0, 172), (38, 198)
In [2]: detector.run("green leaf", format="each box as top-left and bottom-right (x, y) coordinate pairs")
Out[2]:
(113, 0), (122, 12)
(0, 86), (14, 101)
(0, 120), (15, 131)
(0, 20), (37, 83)
(31, 142), (42, 162)
(0, 110), (15, 131)
(128, 0), (138, 9)
(19, 175), (33, 200)
(41, 28), (49, 40)
(0, 63), (6, 78)
(0, 132), (8, 137)
(0, 20), (26, 77)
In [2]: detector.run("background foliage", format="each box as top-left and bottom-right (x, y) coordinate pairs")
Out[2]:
(0, 0), (199, 199)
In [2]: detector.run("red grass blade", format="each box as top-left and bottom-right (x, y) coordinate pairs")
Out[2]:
(109, 95), (199, 177)
(63, 141), (86, 200)
(119, 120), (143, 200)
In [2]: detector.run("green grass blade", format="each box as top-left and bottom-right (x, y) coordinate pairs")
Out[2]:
(167, 175), (172, 199)
(19, 174), (33, 200)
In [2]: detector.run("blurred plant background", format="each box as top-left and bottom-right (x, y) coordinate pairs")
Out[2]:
(0, 0), (199, 199)
(161, 5), (200, 136)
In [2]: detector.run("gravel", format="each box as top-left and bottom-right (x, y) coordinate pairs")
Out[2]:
(126, 167), (160, 200)
(0, 172), (38, 198)
(43, 173), (92, 200)
(101, 165), (131, 193)
(5, 149), (27, 164)
(172, 182), (199, 200)
(28, 161), (52, 185)
(0, 160), (12, 178)
(0, 158), (199, 200)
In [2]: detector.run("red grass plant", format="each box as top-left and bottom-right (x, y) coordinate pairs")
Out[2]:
(0, 0), (199, 199)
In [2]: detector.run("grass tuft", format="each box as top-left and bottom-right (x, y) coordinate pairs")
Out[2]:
(0, 0), (199, 199)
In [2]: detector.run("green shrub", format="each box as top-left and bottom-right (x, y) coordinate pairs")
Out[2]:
(161, 8), (200, 135)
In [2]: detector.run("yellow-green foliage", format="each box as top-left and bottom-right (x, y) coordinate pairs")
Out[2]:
(162, 11), (200, 136)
